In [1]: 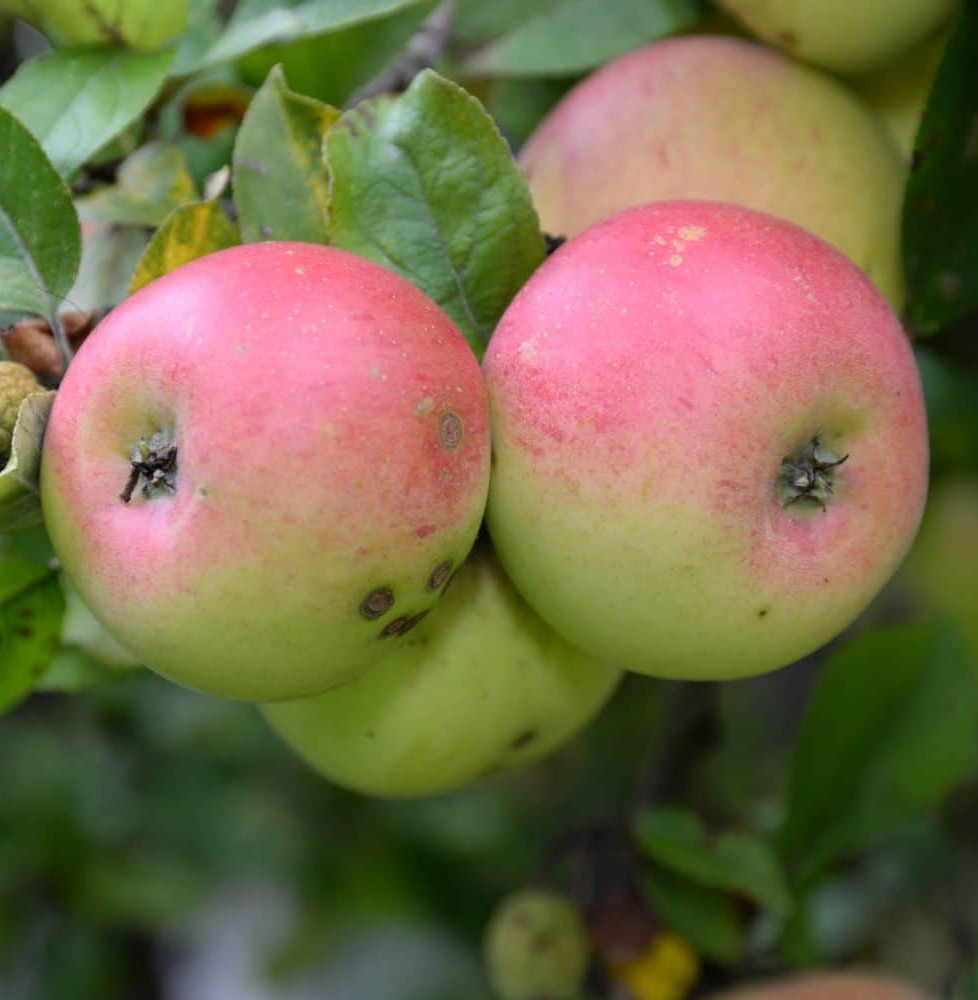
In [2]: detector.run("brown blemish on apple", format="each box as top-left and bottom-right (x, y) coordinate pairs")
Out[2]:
(438, 412), (463, 449)
(511, 729), (538, 750)
(427, 560), (454, 591)
(360, 587), (394, 620)
(399, 609), (430, 635)
(378, 616), (408, 638)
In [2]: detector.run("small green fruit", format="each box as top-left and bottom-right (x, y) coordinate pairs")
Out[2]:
(484, 890), (591, 1000)
(0, 361), (40, 465)
(9, 0), (188, 48)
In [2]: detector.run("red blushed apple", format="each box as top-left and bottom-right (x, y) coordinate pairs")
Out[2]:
(519, 36), (906, 309)
(484, 201), (928, 681)
(708, 971), (930, 1000)
(41, 243), (490, 701)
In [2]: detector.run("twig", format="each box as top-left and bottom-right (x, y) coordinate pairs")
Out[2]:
(346, 1), (456, 107)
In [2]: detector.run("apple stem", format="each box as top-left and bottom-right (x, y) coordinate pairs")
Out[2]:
(778, 437), (848, 510)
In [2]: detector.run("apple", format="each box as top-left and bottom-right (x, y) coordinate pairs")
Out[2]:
(518, 35), (906, 308)
(260, 540), (621, 797)
(484, 889), (591, 1000)
(713, 0), (958, 74)
(849, 29), (948, 161)
(901, 477), (978, 668)
(41, 242), (490, 701)
(3, 0), (188, 48)
(708, 971), (930, 999)
(484, 201), (929, 682)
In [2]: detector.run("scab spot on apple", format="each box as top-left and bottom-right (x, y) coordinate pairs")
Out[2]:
(438, 412), (463, 450)
(426, 560), (454, 591)
(377, 608), (430, 639)
(511, 729), (537, 750)
(359, 587), (394, 620)
(757, 607), (769, 619)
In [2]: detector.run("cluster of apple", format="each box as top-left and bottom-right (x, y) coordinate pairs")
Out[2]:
(34, 2), (944, 802)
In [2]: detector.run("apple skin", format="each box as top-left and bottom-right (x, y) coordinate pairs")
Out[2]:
(518, 36), (906, 308)
(41, 242), (490, 701)
(709, 971), (930, 999)
(714, 0), (958, 74)
(484, 201), (928, 682)
(260, 541), (621, 797)
(850, 30), (948, 161)
(9, 0), (188, 47)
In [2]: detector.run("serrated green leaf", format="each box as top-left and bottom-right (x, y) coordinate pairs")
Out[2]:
(780, 625), (978, 881)
(0, 527), (57, 604)
(191, 0), (428, 71)
(129, 200), (239, 293)
(0, 564), (64, 713)
(463, 0), (705, 77)
(76, 142), (198, 228)
(0, 46), (173, 179)
(0, 391), (56, 532)
(633, 806), (791, 915)
(325, 70), (545, 357)
(233, 65), (337, 244)
(642, 865), (745, 963)
(903, 3), (978, 334)
(0, 106), (81, 319)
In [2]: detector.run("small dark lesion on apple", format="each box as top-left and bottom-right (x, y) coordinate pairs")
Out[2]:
(757, 607), (769, 618)
(511, 729), (537, 750)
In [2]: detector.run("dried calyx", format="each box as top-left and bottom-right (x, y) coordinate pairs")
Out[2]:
(778, 436), (848, 510)
(120, 431), (177, 503)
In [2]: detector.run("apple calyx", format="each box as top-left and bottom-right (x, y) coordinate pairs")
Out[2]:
(120, 431), (178, 503)
(777, 437), (848, 510)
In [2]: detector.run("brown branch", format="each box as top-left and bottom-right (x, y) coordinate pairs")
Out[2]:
(346, 1), (456, 106)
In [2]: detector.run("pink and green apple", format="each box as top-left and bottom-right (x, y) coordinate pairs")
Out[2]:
(41, 243), (490, 701)
(484, 201), (929, 681)
(519, 35), (907, 308)
(260, 541), (621, 797)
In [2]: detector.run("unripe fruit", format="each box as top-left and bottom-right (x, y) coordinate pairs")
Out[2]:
(709, 971), (930, 999)
(519, 36), (906, 308)
(0, 361), (41, 464)
(484, 202), (928, 681)
(714, 0), (959, 74)
(261, 541), (620, 797)
(484, 890), (591, 1000)
(3, 0), (188, 48)
(41, 243), (490, 701)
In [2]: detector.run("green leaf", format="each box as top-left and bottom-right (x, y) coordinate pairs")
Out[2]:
(633, 806), (791, 915)
(642, 865), (746, 963)
(463, 0), (705, 77)
(67, 219), (152, 311)
(325, 70), (545, 357)
(780, 625), (978, 881)
(0, 106), (81, 319)
(76, 142), (198, 227)
(191, 0), (428, 71)
(0, 530), (64, 712)
(903, 3), (978, 334)
(232, 65), (337, 244)
(0, 46), (173, 179)
(0, 391), (56, 532)
(129, 200), (239, 293)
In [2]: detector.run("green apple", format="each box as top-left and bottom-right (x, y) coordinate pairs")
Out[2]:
(519, 35), (907, 308)
(4, 0), (187, 47)
(484, 890), (591, 1000)
(902, 477), (978, 665)
(714, 0), (959, 74)
(260, 542), (621, 797)
(709, 971), (930, 999)
(41, 243), (491, 701)
(850, 30), (948, 160)
(484, 201), (929, 681)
